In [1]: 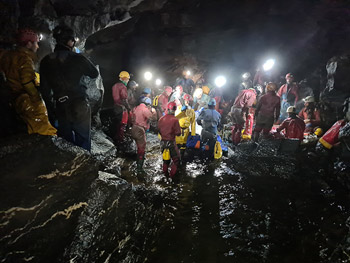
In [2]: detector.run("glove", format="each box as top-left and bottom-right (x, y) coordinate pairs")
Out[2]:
(196, 120), (201, 126)
(181, 105), (187, 111)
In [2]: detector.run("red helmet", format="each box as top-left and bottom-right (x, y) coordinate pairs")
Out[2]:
(183, 94), (192, 101)
(167, 101), (177, 111)
(17, 29), (39, 44)
(285, 73), (294, 79)
(175, 85), (183, 93)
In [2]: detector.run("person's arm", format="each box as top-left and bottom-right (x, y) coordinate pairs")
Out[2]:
(255, 96), (262, 117)
(275, 100), (281, 122)
(294, 84), (299, 103)
(19, 55), (40, 101)
(79, 54), (99, 79)
(276, 119), (287, 133)
(174, 119), (181, 136)
(276, 85), (283, 97)
(190, 110), (196, 136)
(120, 86), (130, 111)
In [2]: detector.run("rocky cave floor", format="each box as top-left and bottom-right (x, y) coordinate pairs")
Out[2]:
(1, 130), (350, 263)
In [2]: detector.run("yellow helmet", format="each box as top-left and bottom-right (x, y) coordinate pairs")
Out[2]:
(314, 128), (323, 137)
(119, 71), (130, 79)
(202, 86), (210, 95)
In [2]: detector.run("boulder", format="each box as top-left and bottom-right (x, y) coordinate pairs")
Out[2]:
(0, 134), (166, 262)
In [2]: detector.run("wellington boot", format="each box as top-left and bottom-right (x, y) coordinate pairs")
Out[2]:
(136, 159), (145, 173)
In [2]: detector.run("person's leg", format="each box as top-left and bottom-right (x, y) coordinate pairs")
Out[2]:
(70, 100), (91, 151)
(169, 143), (181, 178)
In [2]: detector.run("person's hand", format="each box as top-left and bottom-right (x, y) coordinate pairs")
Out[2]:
(304, 119), (310, 124)
(151, 107), (156, 113)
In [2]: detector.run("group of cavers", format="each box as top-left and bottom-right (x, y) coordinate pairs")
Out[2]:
(0, 25), (349, 180)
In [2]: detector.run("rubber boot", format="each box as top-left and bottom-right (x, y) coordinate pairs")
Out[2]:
(252, 131), (260, 142)
(163, 162), (169, 177)
(169, 158), (179, 178)
(136, 157), (145, 173)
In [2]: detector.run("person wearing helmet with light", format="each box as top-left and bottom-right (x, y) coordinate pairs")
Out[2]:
(277, 73), (299, 122)
(0, 28), (57, 137)
(169, 85), (187, 107)
(131, 96), (157, 172)
(253, 82), (281, 142)
(175, 94), (196, 159)
(230, 84), (257, 145)
(111, 70), (131, 146)
(40, 24), (98, 151)
(275, 106), (305, 141)
(239, 72), (253, 93)
(127, 80), (139, 108)
(195, 85), (211, 110)
(157, 86), (173, 115)
(175, 69), (195, 95)
(158, 102), (181, 178)
(197, 98), (221, 158)
(298, 96), (321, 132)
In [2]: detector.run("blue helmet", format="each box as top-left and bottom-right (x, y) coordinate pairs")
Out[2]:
(208, 98), (216, 106)
(143, 88), (151, 94)
(140, 96), (152, 105)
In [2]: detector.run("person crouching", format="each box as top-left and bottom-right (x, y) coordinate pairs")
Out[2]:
(131, 97), (157, 172)
(158, 102), (181, 178)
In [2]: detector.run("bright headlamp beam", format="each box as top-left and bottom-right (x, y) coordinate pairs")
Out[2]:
(263, 59), (275, 71)
(215, 76), (227, 88)
(144, 71), (153, 81)
(155, 79), (162, 86)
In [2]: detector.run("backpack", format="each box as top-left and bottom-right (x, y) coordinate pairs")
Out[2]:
(186, 135), (201, 148)
(153, 95), (160, 107)
(214, 141), (222, 159)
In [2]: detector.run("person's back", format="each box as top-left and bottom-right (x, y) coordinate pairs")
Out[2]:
(40, 24), (98, 151)
(158, 114), (181, 141)
(40, 46), (98, 102)
(277, 115), (305, 140)
(256, 91), (280, 117)
(198, 108), (221, 135)
(233, 88), (257, 109)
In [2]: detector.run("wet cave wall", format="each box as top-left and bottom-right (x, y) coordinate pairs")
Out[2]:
(1, 0), (349, 109)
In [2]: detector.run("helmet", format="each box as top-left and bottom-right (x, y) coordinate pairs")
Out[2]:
(208, 98), (216, 106)
(119, 71), (130, 79)
(175, 85), (183, 93)
(140, 97), (152, 105)
(314, 128), (323, 137)
(242, 72), (251, 80)
(202, 86), (210, 95)
(183, 94), (192, 101)
(53, 25), (75, 44)
(286, 106), (296, 113)
(128, 80), (138, 88)
(17, 29), (39, 44)
(266, 82), (277, 92)
(165, 86), (172, 94)
(303, 96), (315, 103)
(167, 101), (177, 111)
(285, 73), (294, 79)
(143, 88), (151, 94)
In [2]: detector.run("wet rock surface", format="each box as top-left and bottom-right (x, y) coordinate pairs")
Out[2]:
(0, 134), (167, 263)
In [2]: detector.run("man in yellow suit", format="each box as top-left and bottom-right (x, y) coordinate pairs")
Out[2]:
(0, 29), (56, 136)
(175, 94), (196, 159)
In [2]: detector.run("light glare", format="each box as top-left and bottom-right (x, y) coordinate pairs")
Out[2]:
(263, 59), (275, 71)
(144, 71), (153, 81)
(155, 79), (162, 86)
(215, 76), (227, 88)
